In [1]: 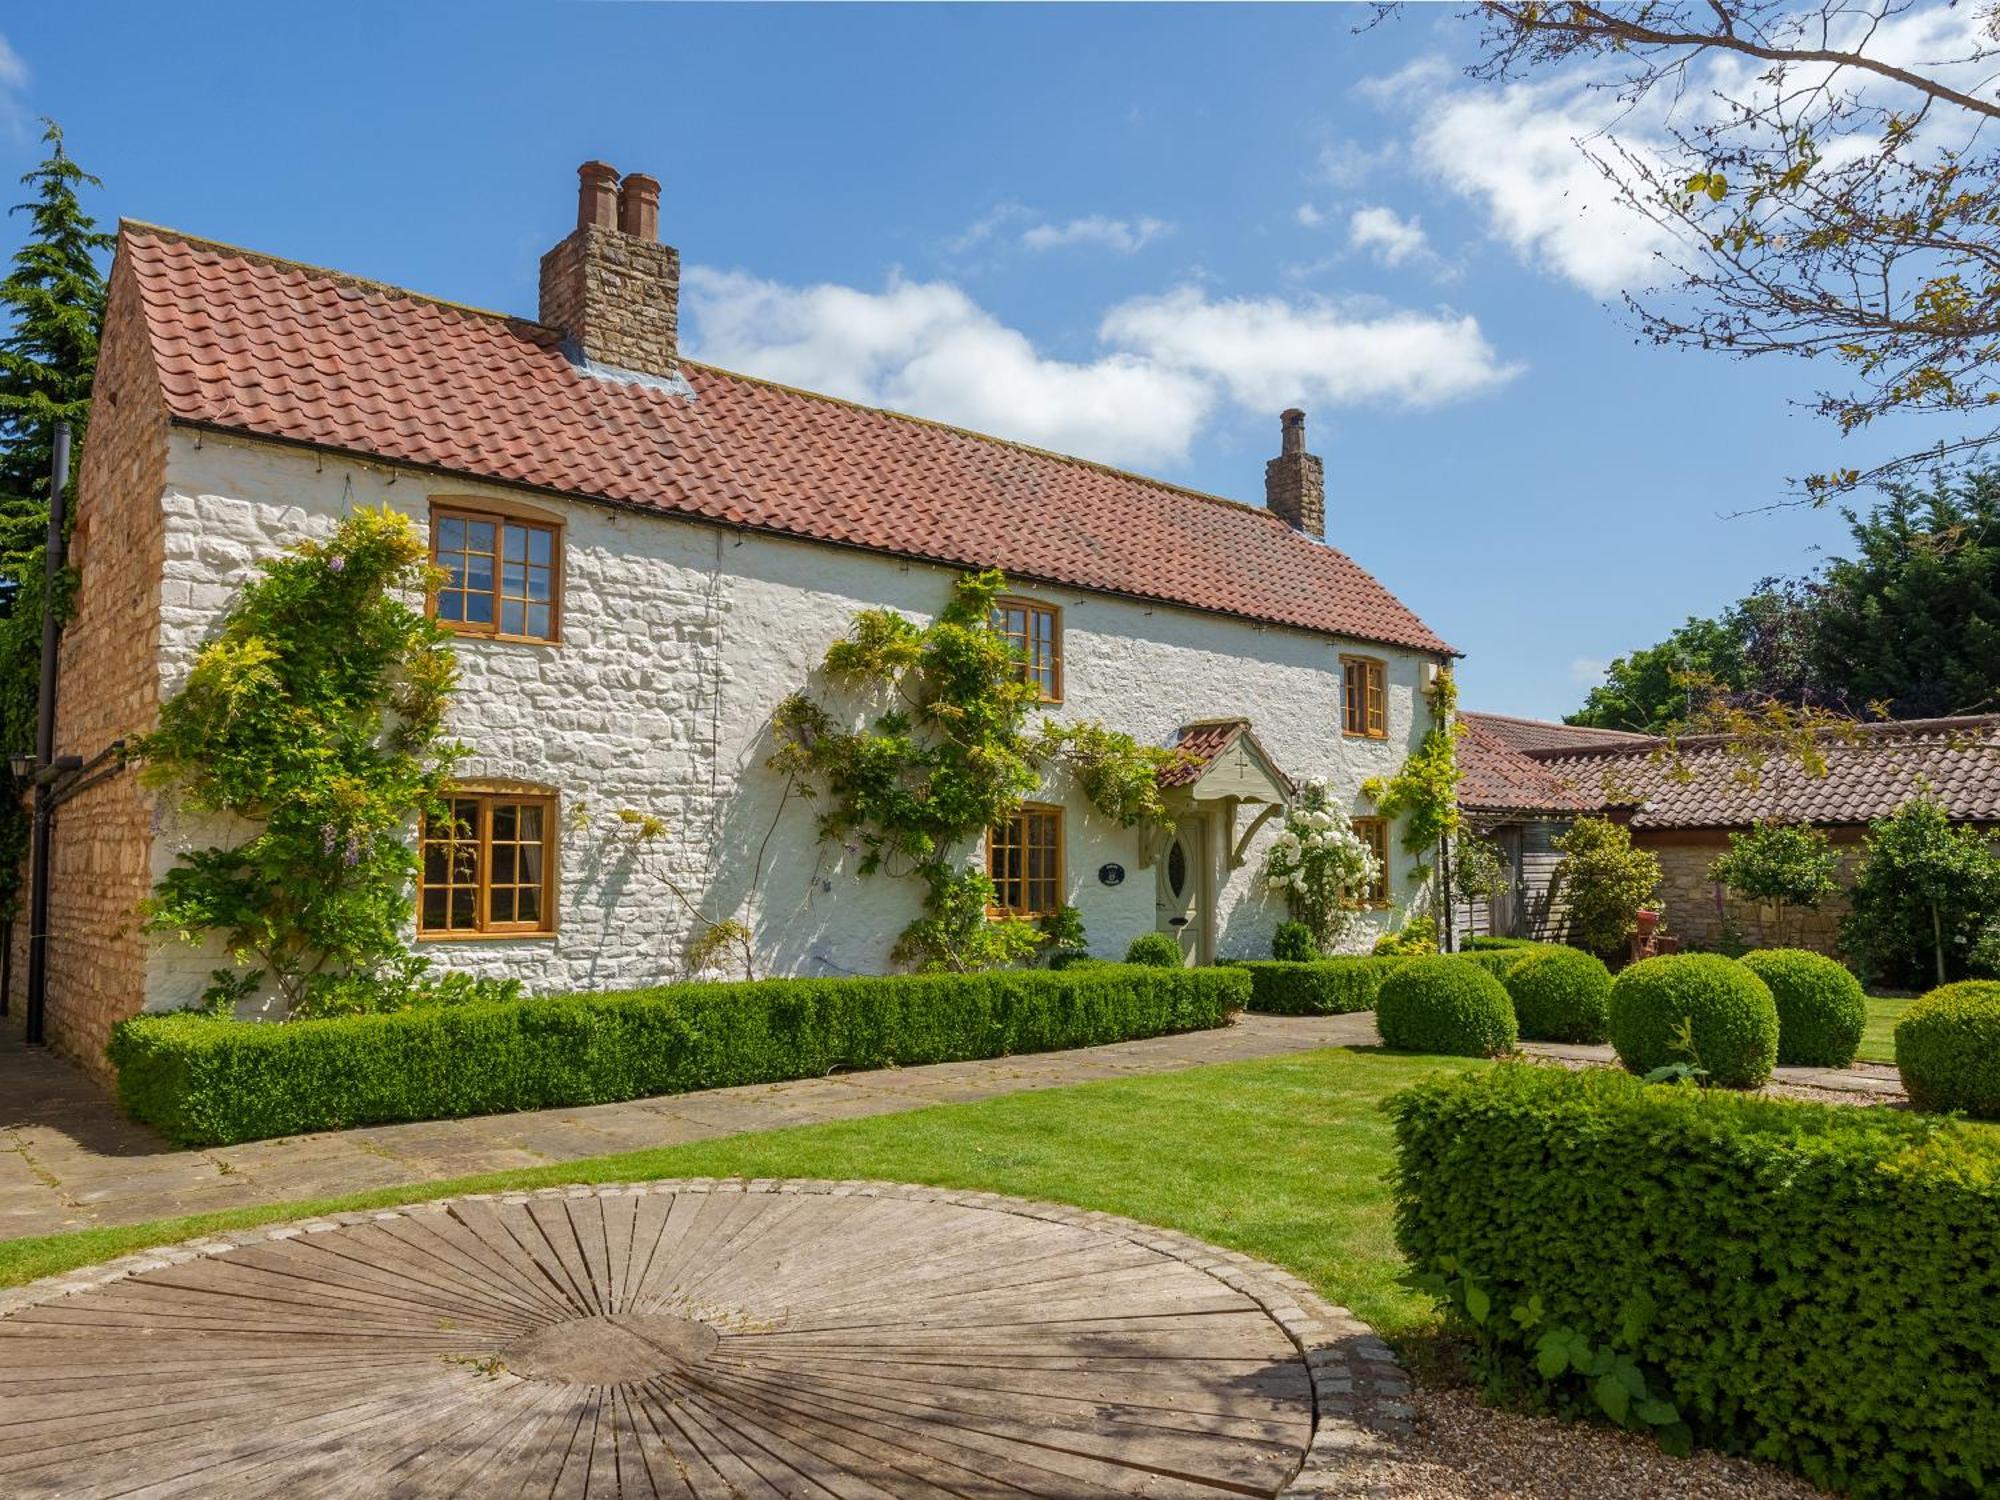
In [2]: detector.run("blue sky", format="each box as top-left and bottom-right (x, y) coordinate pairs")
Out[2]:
(0, 4), (1925, 719)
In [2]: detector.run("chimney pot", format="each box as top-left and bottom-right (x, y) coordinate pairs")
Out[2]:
(1264, 409), (1325, 538)
(1280, 408), (1307, 455)
(618, 173), (661, 242)
(576, 160), (620, 231)
(541, 163), (681, 377)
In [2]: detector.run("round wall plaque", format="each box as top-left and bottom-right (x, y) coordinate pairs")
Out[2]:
(1098, 862), (1126, 887)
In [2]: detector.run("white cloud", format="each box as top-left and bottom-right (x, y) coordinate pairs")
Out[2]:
(1409, 76), (1675, 297)
(1315, 137), (1392, 189)
(0, 34), (28, 128)
(684, 267), (1522, 473)
(1101, 286), (1522, 412)
(945, 202), (1030, 255)
(1570, 656), (1610, 686)
(1020, 215), (1172, 254)
(1294, 203), (1326, 229)
(683, 267), (1213, 468)
(1347, 205), (1431, 268)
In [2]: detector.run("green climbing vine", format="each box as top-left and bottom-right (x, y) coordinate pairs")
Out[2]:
(1361, 665), (1462, 856)
(770, 569), (1191, 971)
(136, 507), (486, 1016)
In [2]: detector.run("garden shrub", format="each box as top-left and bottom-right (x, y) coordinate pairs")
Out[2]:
(1607, 953), (1778, 1088)
(1739, 949), (1867, 1068)
(1388, 1065), (2000, 1497)
(1376, 956), (1518, 1057)
(1503, 947), (1613, 1043)
(1272, 919), (1319, 962)
(1124, 932), (1184, 967)
(1228, 944), (1572, 1016)
(1229, 957), (1397, 1015)
(1552, 816), (1661, 956)
(1841, 798), (2000, 990)
(109, 963), (1248, 1147)
(1895, 980), (2000, 1119)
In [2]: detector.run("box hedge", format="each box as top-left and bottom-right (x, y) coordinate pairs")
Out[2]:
(1376, 956), (1519, 1057)
(109, 964), (1247, 1147)
(1896, 980), (2000, 1119)
(1228, 943), (1570, 1015)
(1388, 1065), (2000, 1497)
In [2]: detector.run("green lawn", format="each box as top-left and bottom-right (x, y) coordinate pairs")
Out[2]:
(1860, 993), (1911, 1065)
(0, 1046), (1485, 1341)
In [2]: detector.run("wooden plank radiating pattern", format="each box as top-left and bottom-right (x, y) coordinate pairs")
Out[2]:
(0, 1184), (1320, 1498)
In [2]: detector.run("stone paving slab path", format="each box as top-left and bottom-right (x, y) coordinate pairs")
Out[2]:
(0, 1013), (1377, 1242)
(0, 1179), (1416, 1499)
(0, 1008), (1905, 1244)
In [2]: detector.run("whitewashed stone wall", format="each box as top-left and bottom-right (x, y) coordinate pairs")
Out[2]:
(145, 432), (1439, 1010)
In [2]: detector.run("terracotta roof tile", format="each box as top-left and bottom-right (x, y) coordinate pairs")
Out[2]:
(1461, 711), (1651, 756)
(1159, 718), (1296, 795)
(1457, 714), (1598, 815)
(121, 226), (1454, 656)
(1530, 715), (2000, 828)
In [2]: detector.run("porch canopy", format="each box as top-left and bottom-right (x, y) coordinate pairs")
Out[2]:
(1154, 717), (1296, 868)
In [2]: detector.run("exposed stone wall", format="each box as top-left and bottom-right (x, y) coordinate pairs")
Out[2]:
(1263, 409), (1325, 536)
(30, 258), (170, 1076)
(537, 226), (680, 377)
(143, 435), (1440, 1011)
(1642, 832), (1864, 955)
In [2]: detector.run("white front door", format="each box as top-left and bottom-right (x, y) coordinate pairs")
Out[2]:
(1156, 817), (1209, 964)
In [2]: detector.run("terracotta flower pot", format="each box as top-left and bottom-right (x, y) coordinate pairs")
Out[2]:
(1635, 909), (1661, 937)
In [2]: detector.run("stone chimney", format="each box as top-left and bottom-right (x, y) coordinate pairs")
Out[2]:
(1264, 409), (1325, 537)
(538, 161), (680, 377)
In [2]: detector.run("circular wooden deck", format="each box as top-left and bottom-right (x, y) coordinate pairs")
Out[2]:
(0, 1180), (1411, 1498)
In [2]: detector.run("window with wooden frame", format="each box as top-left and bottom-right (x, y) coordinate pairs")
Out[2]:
(992, 597), (1063, 703)
(430, 505), (562, 643)
(1341, 656), (1386, 738)
(1351, 817), (1390, 906)
(418, 789), (558, 937)
(987, 804), (1064, 918)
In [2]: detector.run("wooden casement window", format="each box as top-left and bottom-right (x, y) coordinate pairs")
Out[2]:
(418, 790), (558, 937)
(987, 804), (1064, 918)
(431, 506), (562, 643)
(992, 597), (1063, 703)
(1341, 657), (1387, 738)
(1351, 817), (1391, 906)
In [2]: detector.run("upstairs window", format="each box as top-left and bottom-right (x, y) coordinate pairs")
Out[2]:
(1341, 656), (1386, 738)
(432, 506), (561, 642)
(987, 804), (1063, 917)
(993, 597), (1062, 703)
(1351, 816), (1390, 906)
(419, 790), (558, 937)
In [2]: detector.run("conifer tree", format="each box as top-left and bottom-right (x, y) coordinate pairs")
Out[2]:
(0, 122), (113, 911)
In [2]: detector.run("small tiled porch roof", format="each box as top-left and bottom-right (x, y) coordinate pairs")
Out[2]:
(1160, 718), (1297, 798)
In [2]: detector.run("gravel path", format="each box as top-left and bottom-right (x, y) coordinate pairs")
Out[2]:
(1369, 1385), (1827, 1498)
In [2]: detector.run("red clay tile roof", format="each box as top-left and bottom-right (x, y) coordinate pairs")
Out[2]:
(1457, 714), (1598, 815)
(123, 226), (1454, 656)
(1160, 718), (1298, 794)
(1529, 715), (2000, 829)
(1461, 711), (1651, 756)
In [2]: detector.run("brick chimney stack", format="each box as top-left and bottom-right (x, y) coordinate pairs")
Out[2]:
(1264, 408), (1325, 537)
(539, 161), (681, 378)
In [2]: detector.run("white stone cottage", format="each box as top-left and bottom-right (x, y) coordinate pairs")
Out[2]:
(37, 162), (1455, 1073)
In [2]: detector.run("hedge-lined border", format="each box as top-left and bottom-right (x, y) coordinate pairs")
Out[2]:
(111, 965), (1247, 1147)
(0, 1177), (1416, 1497)
(1230, 943), (1572, 1015)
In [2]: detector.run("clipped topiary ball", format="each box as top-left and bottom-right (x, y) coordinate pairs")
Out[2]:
(1896, 981), (2000, 1119)
(1124, 932), (1184, 967)
(1739, 949), (1868, 1068)
(1503, 947), (1613, 1043)
(1376, 956), (1518, 1057)
(1608, 953), (1779, 1089)
(1272, 920), (1319, 963)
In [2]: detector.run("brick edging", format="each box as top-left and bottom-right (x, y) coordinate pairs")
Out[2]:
(0, 1177), (1414, 1496)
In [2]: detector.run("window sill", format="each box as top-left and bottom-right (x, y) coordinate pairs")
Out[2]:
(416, 930), (559, 943)
(1342, 730), (1389, 741)
(436, 626), (563, 648)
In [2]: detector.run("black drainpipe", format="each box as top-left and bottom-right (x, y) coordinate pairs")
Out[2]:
(23, 421), (71, 1047)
